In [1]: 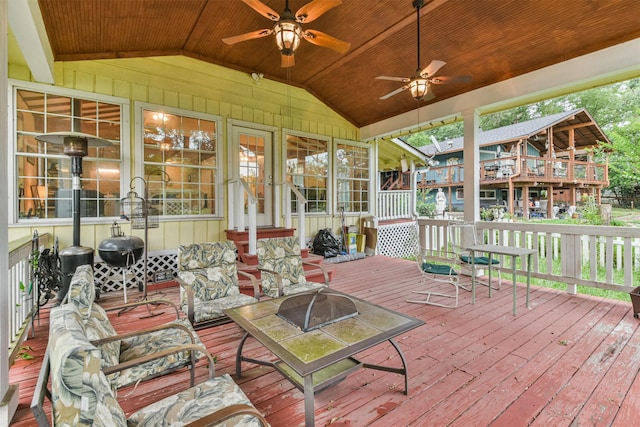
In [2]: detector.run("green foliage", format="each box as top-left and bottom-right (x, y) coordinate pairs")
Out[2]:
(416, 202), (435, 217)
(580, 195), (603, 225)
(17, 345), (35, 360)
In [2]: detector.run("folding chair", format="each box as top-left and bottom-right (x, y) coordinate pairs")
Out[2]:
(407, 244), (466, 308)
(449, 220), (502, 290)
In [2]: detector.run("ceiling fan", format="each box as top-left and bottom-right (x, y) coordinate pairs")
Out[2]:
(222, 0), (351, 68)
(376, 0), (471, 101)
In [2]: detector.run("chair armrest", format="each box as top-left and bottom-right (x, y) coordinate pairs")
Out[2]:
(102, 343), (216, 380)
(104, 298), (181, 320)
(30, 351), (52, 427)
(92, 322), (197, 347)
(257, 267), (284, 297)
(302, 261), (330, 286)
(238, 270), (261, 299)
(184, 403), (269, 427)
(176, 276), (196, 325)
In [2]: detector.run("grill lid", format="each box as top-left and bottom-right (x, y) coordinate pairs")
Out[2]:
(277, 289), (359, 332)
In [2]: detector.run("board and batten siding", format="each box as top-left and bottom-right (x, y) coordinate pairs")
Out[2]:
(8, 56), (359, 252)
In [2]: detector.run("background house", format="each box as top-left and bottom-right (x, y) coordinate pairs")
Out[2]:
(409, 109), (610, 219)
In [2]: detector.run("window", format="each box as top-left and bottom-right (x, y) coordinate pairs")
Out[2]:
(140, 105), (220, 217)
(479, 190), (496, 199)
(456, 188), (464, 200)
(13, 85), (124, 222)
(285, 133), (329, 214)
(335, 141), (371, 214)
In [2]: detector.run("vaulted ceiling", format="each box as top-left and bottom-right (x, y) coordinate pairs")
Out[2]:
(29, 0), (640, 128)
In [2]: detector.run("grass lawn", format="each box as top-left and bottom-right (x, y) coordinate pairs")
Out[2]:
(523, 205), (638, 302)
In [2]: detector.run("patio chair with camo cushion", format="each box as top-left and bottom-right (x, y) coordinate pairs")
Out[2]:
(177, 241), (260, 329)
(64, 264), (206, 391)
(257, 236), (330, 298)
(31, 303), (269, 427)
(449, 220), (502, 290)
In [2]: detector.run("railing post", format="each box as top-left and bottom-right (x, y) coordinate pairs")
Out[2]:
(227, 180), (235, 230)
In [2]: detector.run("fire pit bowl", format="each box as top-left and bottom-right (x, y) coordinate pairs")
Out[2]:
(277, 289), (359, 332)
(98, 235), (144, 268)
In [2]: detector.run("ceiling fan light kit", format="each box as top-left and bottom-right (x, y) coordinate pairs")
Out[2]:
(274, 20), (302, 56)
(410, 78), (430, 100)
(223, 0), (349, 68)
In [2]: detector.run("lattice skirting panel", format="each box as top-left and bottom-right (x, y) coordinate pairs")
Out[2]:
(376, 221), (418, 259)
(94, 250), (178, 294)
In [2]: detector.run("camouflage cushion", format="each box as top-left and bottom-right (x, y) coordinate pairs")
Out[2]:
(113, 318), (206, 389)
(128, 373), (266, 427)
(48, 304), (127, 427)
(188, 293), (259, 324)
(257, 237), (326, 298)
(84, 304), (121, 370)
(178, 241), (258, 323)
(66, 264), (95, 318)
(178, 242), (241, 304)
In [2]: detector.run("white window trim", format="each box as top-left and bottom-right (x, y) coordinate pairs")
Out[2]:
(282, 128), (332, 216)
(8, 79), (130, 226)
(134, 102), (223, 220)
(333, 138), (374, 216)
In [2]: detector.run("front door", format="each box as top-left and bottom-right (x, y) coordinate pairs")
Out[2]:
(231, 126), (273, 226)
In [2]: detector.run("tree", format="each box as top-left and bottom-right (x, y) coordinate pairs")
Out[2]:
(403, 78), (640, 205)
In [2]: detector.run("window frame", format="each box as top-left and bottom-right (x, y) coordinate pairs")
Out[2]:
(282, 129), (331, 216)
(8, 80), (130, 225)
(333, 138), (373, 216)
(134, 102), (223, 220)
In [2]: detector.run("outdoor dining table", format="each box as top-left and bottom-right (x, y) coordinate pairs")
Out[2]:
(467, 244), (536, 315)
(225, 289), (424, 427)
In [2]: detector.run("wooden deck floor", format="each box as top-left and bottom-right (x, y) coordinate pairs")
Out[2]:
(9, 255), (640, 426)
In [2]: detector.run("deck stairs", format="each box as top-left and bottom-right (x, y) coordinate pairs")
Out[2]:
(225, 227), (334, 294)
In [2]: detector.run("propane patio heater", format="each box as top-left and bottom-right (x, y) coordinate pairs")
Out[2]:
(35, 132), (112, 302)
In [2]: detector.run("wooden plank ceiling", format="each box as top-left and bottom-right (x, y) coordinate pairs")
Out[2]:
(37, 0), (640, 128)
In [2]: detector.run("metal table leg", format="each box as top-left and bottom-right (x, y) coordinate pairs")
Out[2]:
(304, 374), (315, 427)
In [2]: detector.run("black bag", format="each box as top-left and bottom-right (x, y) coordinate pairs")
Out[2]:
(313, 228), (341, 258)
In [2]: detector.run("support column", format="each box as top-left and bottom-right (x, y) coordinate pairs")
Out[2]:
(462, 109), (480, 222)
(1, 1), (18, 426)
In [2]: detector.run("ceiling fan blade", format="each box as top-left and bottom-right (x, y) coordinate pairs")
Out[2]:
(222, 29), (273, 45)
(420, 60), (447, 78)
(430, 75), (472, 84)
(303, 29), (350, 54)
(379, 85), (409, 100)
(281, 53), (295, 68)
(241, 0), (280, 21)
(376, 76), (411, 83)
(296, 0), (342, 23)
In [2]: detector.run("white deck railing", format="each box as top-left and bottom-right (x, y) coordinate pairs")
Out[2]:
(281, 181), (307, 249)
(7, 232), (51, 363)
(228, 178), (257, 255)
(416, 219), (640, 293)
(378, 190), (413, 220)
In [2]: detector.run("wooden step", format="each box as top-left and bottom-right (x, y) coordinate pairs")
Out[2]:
(225, 227), (296, 263)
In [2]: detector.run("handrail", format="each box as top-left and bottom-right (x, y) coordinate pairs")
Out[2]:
(281, 181), (307, 249)
(411, 157), (608, 189)
(7, 232), (52, 364)
(228, 179), (257, 256)
(415, 219), (640, 294)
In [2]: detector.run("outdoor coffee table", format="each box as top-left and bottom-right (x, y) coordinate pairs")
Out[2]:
(225, 290), (424, 427)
